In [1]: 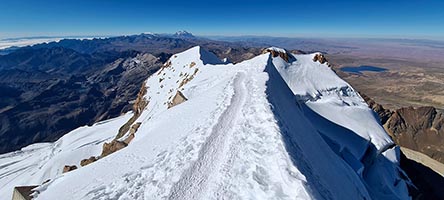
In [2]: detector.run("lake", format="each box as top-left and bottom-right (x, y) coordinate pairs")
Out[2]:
(340, 66), (388, 74)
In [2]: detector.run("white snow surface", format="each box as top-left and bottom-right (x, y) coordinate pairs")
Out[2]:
(0, 113), (132, 200)
(266, 47), (287, 54)
(1, 46), (410, 200)
(271, 54), (393, 159)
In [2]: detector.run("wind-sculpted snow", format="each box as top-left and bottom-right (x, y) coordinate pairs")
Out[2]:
(271, 52), (409, 199)
(0, 46), (410, 200)
(272, 53), (394, 156)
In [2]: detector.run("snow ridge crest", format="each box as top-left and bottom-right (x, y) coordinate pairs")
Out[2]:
(175, 46), (223, 65)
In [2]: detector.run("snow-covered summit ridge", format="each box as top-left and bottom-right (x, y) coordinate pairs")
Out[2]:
(173, 30), (195, 38)
(262, 47), (295, 62)
(265, 47), (287, 53)
(171, 46), (223, 65)
(271, 52), (393, 155)
(1, 46), (410, 200)
(269, 50), (407, 199)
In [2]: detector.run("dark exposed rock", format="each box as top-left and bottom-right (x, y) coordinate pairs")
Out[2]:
(99, 82), (148, 158)
(12, 185), (38, 200)
(62, 165), (77, 173)
(80, 156), (98, 166)
(386, 106), (444, 163)
(101, 140), (127, 158)
(130, 122), (142, 135)
(261, 48), (293, 62)
(115, 82), (148, 140)
(360, 93), (392, 124)
(362, 93), (444, 199)
(100, 122), (142, 158)
(362, 94), (444, 163)
(313, 53), (328, 64)
(123, 122), (142, 144)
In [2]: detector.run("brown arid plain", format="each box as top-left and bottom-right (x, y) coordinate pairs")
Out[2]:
(329, 54), (444, 112)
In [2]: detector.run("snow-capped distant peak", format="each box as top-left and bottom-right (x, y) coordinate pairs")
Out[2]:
(141, 32), (158, 36)
(173, 30), (195, 38)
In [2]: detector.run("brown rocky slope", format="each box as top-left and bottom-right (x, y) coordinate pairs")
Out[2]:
(362, 93), (444, 200)
(361, 93), (444, 164)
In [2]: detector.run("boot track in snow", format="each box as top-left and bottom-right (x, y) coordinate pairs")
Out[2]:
(168, 72), (247, 200)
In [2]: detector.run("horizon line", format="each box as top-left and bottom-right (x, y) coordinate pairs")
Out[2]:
(1, 32), (444, 42)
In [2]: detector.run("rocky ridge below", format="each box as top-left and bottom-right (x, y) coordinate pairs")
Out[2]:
(362, 93), (444, 200)
(362, 93), (444, 164)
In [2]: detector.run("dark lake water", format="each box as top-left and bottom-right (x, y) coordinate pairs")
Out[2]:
(340, 66), (388, 74)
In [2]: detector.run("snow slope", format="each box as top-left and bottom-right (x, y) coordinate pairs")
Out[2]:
(1, 46), (410, 200)
(270, 50), (409, 199)
(0, 113), (132, 200)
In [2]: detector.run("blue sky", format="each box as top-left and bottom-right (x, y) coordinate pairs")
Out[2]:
(1, 0), (443, 39)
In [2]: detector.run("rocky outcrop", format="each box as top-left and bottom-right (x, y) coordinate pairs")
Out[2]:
(130, 122), (142, 134)
(100, 119), (143, 158)
(362, 94), (444, 164)
(62, 165), (77, 173)
(115, 82), (148, 140)
(132, 82), (149, 117)
(360, 93), (392, 124)
(97, 80), (148, 159)
(80, 156), (98, 167)
(178, 69), (198, 88)
(168, 91), (188, 108)
(96, 123), (141, 159)
(123, 122), (141, 144)
(101, 140), (128, 158)
(80, 83), (148, 163)
(385, 106), (444, 163)
(362, 93), (444, 199)
(313, 53), (328, 64)
(261, 47), (294, 62)
(12, 185), (38, 200)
